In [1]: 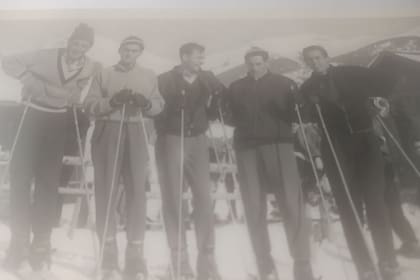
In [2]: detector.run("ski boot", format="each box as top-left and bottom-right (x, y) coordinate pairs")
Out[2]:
(358, 271), (378, 280)
(196, 252), (221, 280)
(3, 238), (32, 278)
(246, 270), (279, 280)
(166, 250), (194, 280)
(293, 260), (320, 280)
(397, 241), (420, 259)
(101, 269), (123, 280)
(263, 269), (280, 280)
(101, 240), (122, 280)
(27, 241), (56, 280)
(123, 243), (148, 280)
(379, 261), (402, 280)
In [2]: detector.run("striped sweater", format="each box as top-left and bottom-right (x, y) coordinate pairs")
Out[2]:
(2, 48), (100, 110)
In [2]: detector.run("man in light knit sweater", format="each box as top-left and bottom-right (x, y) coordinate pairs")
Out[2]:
(1, 23), (99, 275)
(84, 36), (164, 280)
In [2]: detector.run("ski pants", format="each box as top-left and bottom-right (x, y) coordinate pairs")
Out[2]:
(155, 134), (215, 258)
(9, 107), (67, 248)
(91, 121), (148, 251)
(321, 128), (397, 274)
(384, 162), (418, 244)
(235, 142), (311, 276)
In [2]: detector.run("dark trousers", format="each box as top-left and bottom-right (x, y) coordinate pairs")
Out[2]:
(235, 143), (311, 275)
(322, 129), (396, 274)
(384, 162), (418, 244)
(155, 134), (215, 258)
(9, 107), (67, 247)
(91, 121), (148, 254)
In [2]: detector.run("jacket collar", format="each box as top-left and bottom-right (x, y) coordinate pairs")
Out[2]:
(114, 61), (137, 72)
(246, 70), (272, 81)
(311, 64), (335, 80)
(173, 65), (210, 83)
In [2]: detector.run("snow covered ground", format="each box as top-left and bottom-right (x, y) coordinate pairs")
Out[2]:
(1, 202), (420, 280)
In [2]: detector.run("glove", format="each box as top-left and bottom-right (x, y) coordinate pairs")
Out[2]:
(132, 93), (152, 111)
(291, 123), (300, 134)
(314, 156), (324, 171)
(109, 89), (133, 108)
(373, 97), (390, 118)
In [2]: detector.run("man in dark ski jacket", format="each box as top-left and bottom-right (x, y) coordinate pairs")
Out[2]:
(222, 47), (315, 280)
(299, 45), (401, 280)
(154, 42), (223, 280)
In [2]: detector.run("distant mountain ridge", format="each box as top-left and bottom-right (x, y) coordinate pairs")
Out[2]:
(333, 36), (420, 66)
(216, 35), (420, 86)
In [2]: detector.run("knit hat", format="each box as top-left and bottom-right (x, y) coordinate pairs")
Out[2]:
(244, 46), (269, 61)
(69, 23), (94, 45)
(120, 36), (144, 50)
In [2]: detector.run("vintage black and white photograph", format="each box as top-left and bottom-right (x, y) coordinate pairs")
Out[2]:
(0, 1), (420, 280)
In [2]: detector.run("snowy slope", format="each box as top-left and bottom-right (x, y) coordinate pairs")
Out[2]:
(1, 201), (420, 279)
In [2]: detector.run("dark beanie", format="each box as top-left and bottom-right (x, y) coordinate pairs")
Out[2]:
(69, 23), (94, 45)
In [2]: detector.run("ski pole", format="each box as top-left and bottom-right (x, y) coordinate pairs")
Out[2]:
(216, 105), (263, 280)
(208, 124), (253, 279)
(295, 104), (350, 280)
(0, 98), (31, 186)
(71, 106), (99, 271)
(176, 90), (186, 280)
(376, 115), (420, 178)
(315, 103), (383, 280)
(98, 104), (127, 278)
(138, 109), (176, 280)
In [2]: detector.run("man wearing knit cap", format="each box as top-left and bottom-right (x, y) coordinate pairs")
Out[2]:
(1, 23), (99, 276)
(221, 47), (316, 280)
(155, 42), (223, 280)
(84, 35), (164, 280)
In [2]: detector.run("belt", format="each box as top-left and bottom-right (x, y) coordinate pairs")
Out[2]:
(23, 100), (67, 113)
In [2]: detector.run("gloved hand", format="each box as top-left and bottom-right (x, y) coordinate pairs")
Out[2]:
(109, 89), (133, 108)
(132, 93), (152, 111)
(291, 123), (300, 134)
(373, 97), (390, 118)
(314, 156), (324, 171)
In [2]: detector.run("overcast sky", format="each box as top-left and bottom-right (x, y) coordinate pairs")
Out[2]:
(0, 0), (419, 18)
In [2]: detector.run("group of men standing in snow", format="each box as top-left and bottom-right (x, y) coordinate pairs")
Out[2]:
(1, 23), (420, 280)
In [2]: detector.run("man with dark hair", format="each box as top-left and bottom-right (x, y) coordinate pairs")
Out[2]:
(84, 35), (164, 280)
(299, 45), (401, 280)
(179, 42), (205, 58)
(155, 42), (223, 280)
(301, 45), (329, 60)
(222, 47), (316, 280)
(1, 23), (100, 276)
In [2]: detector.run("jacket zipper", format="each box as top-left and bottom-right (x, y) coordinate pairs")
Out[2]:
(253, 80), (259, 135)
(342, 106), (354, 134)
